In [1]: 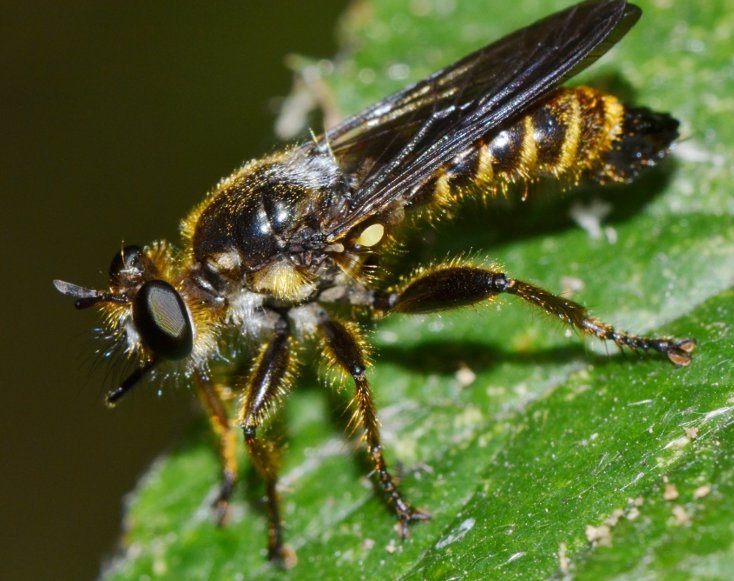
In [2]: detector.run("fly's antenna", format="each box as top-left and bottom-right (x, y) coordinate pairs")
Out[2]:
(53, 279), (127, 309)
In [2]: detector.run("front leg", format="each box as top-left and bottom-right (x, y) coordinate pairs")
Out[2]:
(194, 371), (238, 525)
(237, 319), (296, 565)
(317, 315), (430, 537)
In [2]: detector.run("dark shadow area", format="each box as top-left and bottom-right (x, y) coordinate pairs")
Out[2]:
(385, 159), (678, 284)
(378, 340), (585, 375)
(376, 337), (668, 375)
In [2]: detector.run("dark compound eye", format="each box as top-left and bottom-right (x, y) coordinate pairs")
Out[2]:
(133, 280), (193, 360)
(109, 245), (146, 285)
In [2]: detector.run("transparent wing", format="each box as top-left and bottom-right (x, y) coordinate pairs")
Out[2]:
(305, 0), (640, 240)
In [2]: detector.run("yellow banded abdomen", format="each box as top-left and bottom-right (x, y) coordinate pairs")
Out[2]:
(422, 85), (677, 208)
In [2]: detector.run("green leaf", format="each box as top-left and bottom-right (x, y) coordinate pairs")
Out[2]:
(104, 1), (734, 579)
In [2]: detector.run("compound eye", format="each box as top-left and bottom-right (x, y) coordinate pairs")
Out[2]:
(133, 280), (193, 360)
(109, 245), (146, 285)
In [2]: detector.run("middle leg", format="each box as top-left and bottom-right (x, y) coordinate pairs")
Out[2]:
(194, 371), (238, 526)
(317, 314), (430, 537)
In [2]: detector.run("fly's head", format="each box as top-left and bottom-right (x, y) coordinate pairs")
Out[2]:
(54, 242), (221, 404)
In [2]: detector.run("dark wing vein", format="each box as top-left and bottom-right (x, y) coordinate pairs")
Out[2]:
(305, 0), (640, 240)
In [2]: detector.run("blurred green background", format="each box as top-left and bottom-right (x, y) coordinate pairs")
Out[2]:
(0, 2), (345, 579)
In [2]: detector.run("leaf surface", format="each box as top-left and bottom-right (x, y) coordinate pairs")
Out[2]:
(105, 1), (734, 579)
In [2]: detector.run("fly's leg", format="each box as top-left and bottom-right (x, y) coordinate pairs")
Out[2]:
(375, 265), (695, 366)
(317, 314), (431, 537)
(194, 372), (238, 525)
(237, 319), (296, 565)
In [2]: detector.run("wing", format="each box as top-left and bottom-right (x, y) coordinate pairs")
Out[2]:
(306, 0), (641, 241)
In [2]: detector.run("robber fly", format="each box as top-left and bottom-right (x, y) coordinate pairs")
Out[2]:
(55, 0), (695, 564)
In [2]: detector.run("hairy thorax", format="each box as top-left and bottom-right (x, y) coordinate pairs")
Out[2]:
(182, 149), (352, 304)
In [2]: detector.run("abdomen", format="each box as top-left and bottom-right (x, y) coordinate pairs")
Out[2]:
(418, 86), (679, 207)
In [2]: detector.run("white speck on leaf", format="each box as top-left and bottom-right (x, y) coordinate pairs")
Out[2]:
(503, 552), (526, 565)
(694, 484), (712, 499)
(435, 517), (476, 549)
(569, 197), (613, 240)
